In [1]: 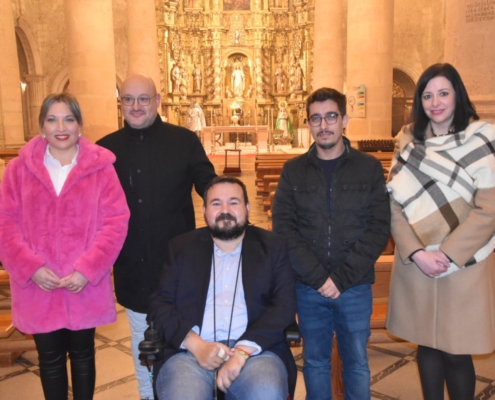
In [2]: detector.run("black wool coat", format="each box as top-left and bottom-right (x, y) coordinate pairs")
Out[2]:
(97, 115), (217, 312)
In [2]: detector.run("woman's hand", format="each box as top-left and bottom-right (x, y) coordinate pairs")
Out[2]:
(60, 271), (89, 294)
(412, 250), (450, 278)
(32, 267), (62, 292)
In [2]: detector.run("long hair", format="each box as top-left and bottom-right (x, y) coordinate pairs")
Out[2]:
(39, 93), (83, 129)
(409, 63), (478, 141)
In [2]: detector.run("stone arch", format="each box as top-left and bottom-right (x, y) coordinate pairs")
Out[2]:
(15, 17), (43, 76)
(52, 69), (124, 128)
(14, 17), (45, 140)
(51, 67), (70, 93)
(52, 68), (123, 95)
(392, 68), (416, 136)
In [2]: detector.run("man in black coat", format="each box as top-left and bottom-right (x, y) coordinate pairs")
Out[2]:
(273, 87), (391, 400)
(97, 73), (216, 400)
(149, 176), (297, 399)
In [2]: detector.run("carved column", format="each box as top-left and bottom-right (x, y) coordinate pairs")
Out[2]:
(254, 31), (264, 100)
(313, 0), (343, 91)
(64, 0), (118, 142)
(346, 0), (394, 140)
(445, 0), (495, 121)
(127, 0), (161, 93)
(24, 75), (47, 141)
(0, 0), (25, 148)
(212, 30), (222, 101)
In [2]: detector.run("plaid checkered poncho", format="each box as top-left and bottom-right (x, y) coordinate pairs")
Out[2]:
(387, 121), (495, 277)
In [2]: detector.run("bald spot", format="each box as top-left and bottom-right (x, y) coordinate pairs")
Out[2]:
(121, 73), (157, 97)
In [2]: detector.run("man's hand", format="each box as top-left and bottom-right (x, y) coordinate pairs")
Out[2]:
(32, 266), (62, 292)
(183, 331), (233, 370)
(217, 351), (246, 392)
(318, 277), (341, 299)
(60, 271), (89, 294)
(412, 250), (449, 278)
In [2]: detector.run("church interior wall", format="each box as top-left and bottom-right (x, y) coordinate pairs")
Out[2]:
(10, 0), (129, 94)
(393, 0), (446, 83)
(3, 0), (494, 146)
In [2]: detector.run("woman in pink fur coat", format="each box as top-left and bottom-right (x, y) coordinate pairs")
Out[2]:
(0, 93), (130, 400)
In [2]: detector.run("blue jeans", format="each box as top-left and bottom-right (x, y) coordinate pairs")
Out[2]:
(156, 346), (288, 400)
(296, 282), (372, 400)
(126, 308), (154, 399)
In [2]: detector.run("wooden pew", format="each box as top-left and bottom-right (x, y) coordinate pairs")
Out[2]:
(255, 164), (285, 182)
(257, 174), (280, 198)
(0, 269), (37, 367)
(254, 153), (298, 168)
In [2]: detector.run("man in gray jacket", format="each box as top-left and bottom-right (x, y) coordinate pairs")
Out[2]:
(273, 87), (390, 400)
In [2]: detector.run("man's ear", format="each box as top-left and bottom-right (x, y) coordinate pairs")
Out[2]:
(342, 114), (349, 129)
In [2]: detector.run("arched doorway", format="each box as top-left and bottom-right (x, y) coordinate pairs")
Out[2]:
(392, 68), (415, 136)
(15, 18), (45, 141)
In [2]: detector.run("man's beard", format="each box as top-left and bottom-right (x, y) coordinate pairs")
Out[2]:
(208, 213), (248, 241)
(316, 141), (337, 150)
(316, 129), (337, 150)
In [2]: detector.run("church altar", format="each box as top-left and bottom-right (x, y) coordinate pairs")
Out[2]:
(202, 125), (268, 153)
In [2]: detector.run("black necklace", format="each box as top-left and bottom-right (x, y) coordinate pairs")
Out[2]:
(431, 125), (455, 137)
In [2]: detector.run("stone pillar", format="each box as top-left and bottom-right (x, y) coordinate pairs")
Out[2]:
(64, 0), (118, 142)
(24, 75), (47, 141)
(127, 0), (161, 93)
(0, 0), (25, 148)
(346, 0), (394, 140)
(445, 0), (495, 121)
(313, 0), (344, 91)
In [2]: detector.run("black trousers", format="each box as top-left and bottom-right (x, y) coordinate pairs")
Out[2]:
(417, 345), (475, 400)
(33, 328), (96, 400)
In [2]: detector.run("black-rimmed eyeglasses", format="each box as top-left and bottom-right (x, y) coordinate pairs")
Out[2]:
(308, 112), (341, 127)
(120, 95), (157, 106)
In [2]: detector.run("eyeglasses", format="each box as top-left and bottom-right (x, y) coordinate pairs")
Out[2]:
(120, 95), (157, 106)
(308, 112), (341, 127)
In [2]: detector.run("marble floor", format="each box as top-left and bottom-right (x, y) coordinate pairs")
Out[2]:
(1, 153), (495, 399)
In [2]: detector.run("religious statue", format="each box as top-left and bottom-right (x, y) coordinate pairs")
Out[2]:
(231, 63), (245, 98)
(293, 62), (304, 91)
(171, 62), (181, 93)
(192, 64), (202, 93)
(275, 101), (294, 142)
(180, 69), (189, 100)
(186, 101), (207, 134)
(275, 63), (286, 93)
(288, 55), (297, 90)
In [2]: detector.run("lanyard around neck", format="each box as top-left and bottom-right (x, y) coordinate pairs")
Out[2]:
(212, 251), (243, 344)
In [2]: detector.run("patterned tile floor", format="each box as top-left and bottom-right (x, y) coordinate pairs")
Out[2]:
(1, 153), (494, 399)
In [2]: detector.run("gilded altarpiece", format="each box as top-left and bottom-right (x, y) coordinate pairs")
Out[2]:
(157, 0), (313, 142)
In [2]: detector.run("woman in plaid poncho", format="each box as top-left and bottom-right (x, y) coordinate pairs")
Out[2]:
(387, 63), (495, 400)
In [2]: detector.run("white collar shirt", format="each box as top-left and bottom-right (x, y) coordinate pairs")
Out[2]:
(43, 145), (78, 196)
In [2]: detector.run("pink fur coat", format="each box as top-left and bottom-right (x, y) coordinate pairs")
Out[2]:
(0, 136), (130, 334)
